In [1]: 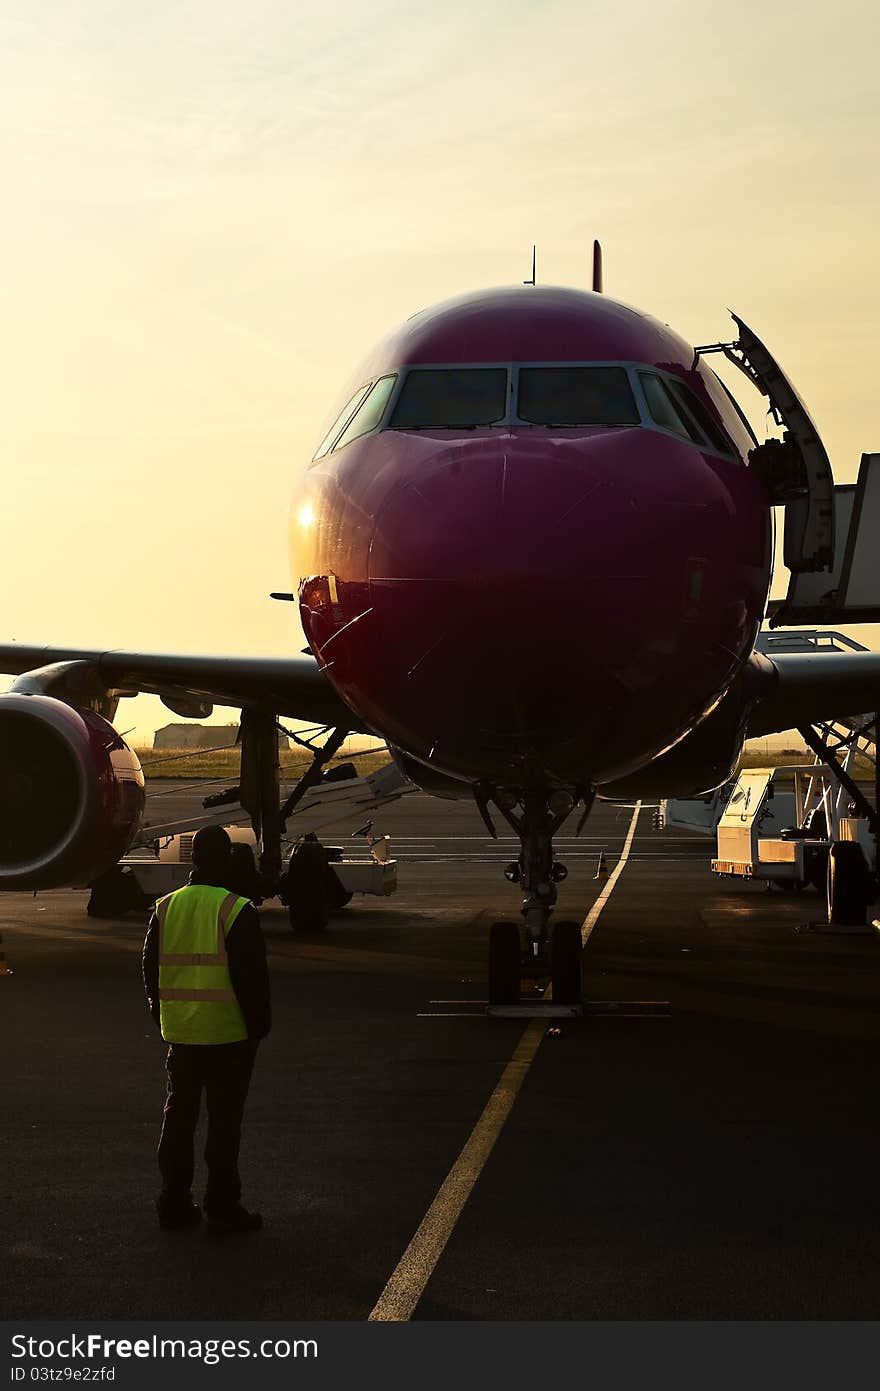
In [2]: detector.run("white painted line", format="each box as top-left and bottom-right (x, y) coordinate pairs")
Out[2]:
(582, 802), (641, 945)
(416, 1012), (486, 1018)
(396, 855), (692, 863)
(369, 802), (642, 1322)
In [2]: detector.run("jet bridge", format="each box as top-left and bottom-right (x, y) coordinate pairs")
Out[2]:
(769, 453), (880, 626)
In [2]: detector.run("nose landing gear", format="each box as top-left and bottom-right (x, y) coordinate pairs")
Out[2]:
(484, 785), (593, 1011)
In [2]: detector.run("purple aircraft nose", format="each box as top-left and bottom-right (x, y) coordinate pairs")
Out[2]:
(348, 430), (745, 782)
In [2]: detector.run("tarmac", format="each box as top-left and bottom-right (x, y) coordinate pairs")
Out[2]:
(3, 785), (880, 1321)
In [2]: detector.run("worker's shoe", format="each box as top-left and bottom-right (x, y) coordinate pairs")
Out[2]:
(205, 1204), (263, 1234)
(156, 1199), (202, 1231)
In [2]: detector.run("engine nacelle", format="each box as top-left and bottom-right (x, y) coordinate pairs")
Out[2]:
(597, 655), (774, 801)
(388, 744), (471, 799)
(0, 694), (145, 890)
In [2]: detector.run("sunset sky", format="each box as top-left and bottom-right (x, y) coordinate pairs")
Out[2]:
(2, 0), (877, 742)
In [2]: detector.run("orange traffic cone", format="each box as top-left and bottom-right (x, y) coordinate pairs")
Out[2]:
(0, 933), (12, 976)
(594, 850), (609, 881)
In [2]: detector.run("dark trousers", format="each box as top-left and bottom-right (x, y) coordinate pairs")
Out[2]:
(157, 1040), (257, 1217)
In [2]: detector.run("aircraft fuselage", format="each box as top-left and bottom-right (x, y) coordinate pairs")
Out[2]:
(291, 287), (772, 793)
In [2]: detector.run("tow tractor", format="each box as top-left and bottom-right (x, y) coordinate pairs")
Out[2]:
(653, 628), (879, 928)
(712, 764), (848, 890)
(108, 823), (397, 911)
(86, 749), (409, 923)
(709, 723), (878, 926)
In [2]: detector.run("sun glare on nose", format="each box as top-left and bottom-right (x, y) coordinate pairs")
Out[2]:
(297, 500), (317, 529)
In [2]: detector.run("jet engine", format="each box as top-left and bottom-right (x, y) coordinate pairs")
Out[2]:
(388, 745), (470, 799)
(598, 654), (776, 800)
(0, 694), (145, 890)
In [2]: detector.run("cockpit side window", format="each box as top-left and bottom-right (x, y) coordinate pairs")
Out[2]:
(389, 368), (508, 428)
(640, 372), (733, 456)
(312, 383), (371, 461)
(517, 366), (639, 426)
(332, 374), (398, 452)
(640, 373), (704, 443)
(665, 379), (733, 455)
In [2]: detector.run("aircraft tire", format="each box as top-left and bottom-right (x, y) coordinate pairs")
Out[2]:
(551, 919), (583, 1005)
(488, 920), (521, 1005)
(826, 841), (871, 927)
(286, 840), (332, 931)
(323, 865), (353, 912)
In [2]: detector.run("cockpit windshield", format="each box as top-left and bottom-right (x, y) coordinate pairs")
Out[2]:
(517, 366), (639, 427)
(389, 368), (508, 429)
(332, 360), (740, 459)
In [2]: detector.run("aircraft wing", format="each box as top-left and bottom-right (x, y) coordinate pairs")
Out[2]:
(5, 641), (879, 746)
(0, 643), (365, 730)
(747, 652), (880, 737)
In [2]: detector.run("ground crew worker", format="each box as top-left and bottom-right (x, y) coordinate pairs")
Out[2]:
(142, 825), (270, 1232)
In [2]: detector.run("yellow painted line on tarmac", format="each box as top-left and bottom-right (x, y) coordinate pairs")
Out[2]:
(368, 802), (642, 1322)
(367, 1017), (545, 1322)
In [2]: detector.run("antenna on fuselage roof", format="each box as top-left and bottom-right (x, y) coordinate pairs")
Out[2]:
(592, 239), (603, 293)
(523, 245), (536, 285)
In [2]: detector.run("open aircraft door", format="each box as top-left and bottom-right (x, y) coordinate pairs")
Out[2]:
(699, 315), (880, 625)
(720, 313), (836, 575)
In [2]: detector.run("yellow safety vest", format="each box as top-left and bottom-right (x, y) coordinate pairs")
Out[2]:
(157, 885), (251, 1044)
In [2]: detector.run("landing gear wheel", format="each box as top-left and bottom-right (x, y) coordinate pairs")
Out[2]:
(827, 841), (871, 927)
(285, 839), (331, 932)
(488, 921), (521, 1005)
(323, 866), (353, 912)
(551, 919), (583, 1005)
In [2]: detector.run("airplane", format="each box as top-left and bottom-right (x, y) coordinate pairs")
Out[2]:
(2, 248), (880, 1007)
